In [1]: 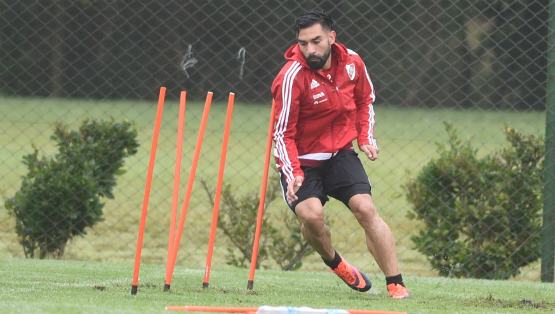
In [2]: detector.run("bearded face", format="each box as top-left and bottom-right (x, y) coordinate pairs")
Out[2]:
(297, 23), (336, 71)
(305, 45), (331, 70)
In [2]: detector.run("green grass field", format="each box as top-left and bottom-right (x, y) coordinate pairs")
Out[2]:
(0, 95), (548, 281)
(0, 259), (553, 314)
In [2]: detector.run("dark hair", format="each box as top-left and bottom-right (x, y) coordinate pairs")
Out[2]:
(295, 9), (334, 37)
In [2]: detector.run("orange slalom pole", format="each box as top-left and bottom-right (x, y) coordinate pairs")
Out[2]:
(165, 305), (413, 314)
(165, 92), (213, 290)
(164, 91), (187, 291)
(247, 100), (276, 290)
(203, 93), (235, 288)
(131, 87), (166, 295)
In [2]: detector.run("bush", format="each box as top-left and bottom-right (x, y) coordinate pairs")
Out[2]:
(201, 172), (322, 270)
(4, 118), (139, 259)
(404, 122), (544, 279)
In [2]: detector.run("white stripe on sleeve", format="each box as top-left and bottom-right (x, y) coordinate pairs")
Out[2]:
(363, 65), (376, 146)
(274, 62), (302, 182)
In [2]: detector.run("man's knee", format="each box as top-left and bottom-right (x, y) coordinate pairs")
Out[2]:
(296, 198), (325, 226)
(349, 194), (379, 220)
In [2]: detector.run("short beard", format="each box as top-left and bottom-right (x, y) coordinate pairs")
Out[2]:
(305, 48), (331, 70)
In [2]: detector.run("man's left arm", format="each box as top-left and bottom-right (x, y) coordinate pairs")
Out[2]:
(353, 58), (379, 161)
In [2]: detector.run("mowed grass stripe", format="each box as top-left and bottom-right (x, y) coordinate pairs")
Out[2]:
(0, 259), (554, 314)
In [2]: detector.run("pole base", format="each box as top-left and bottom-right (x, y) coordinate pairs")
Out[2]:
(203, 282), (209, 289)
(247, 280), (253, 290)
(131, 285), (138, 295)
(164, 284), (171, 292)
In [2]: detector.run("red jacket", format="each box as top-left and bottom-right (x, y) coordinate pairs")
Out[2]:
(272, 42), (377, 184)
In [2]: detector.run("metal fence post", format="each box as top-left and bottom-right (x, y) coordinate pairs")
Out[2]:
(542, 0), (555, 284)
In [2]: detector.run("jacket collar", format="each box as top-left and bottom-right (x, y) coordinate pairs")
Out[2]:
(284, 42), (349, 68)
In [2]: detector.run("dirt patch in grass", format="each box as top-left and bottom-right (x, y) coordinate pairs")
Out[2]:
(461, 294), (555, 311)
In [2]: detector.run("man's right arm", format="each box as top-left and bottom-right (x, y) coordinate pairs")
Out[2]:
(271, 62), (305, 185)
(286, 176), (304, 204)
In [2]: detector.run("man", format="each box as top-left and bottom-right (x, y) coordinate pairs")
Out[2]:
(271, 9), (410, 299)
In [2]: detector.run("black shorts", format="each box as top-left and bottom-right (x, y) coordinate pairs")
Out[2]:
(279, 150), (372, 213)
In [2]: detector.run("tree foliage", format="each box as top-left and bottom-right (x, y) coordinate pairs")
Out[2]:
(0, 0), (547, 109)
(4, 118), (139, 259)
(404, 122), (544, 279)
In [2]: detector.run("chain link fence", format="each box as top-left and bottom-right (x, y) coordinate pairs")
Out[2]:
(0, 0), (551, 281)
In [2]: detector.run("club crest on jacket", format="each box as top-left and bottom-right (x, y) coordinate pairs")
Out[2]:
(346, 63), (356, 80)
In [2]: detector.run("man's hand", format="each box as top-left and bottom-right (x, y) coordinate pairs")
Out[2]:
(286, 176), (304, 204)
(360, 144), (379, 161)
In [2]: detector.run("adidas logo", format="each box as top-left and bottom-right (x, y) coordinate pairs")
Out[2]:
(310, 79), (320, 89)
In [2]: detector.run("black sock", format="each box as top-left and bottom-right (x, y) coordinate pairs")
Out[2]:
(386, 273), (404, 287)
(322, 251), (342, 269)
